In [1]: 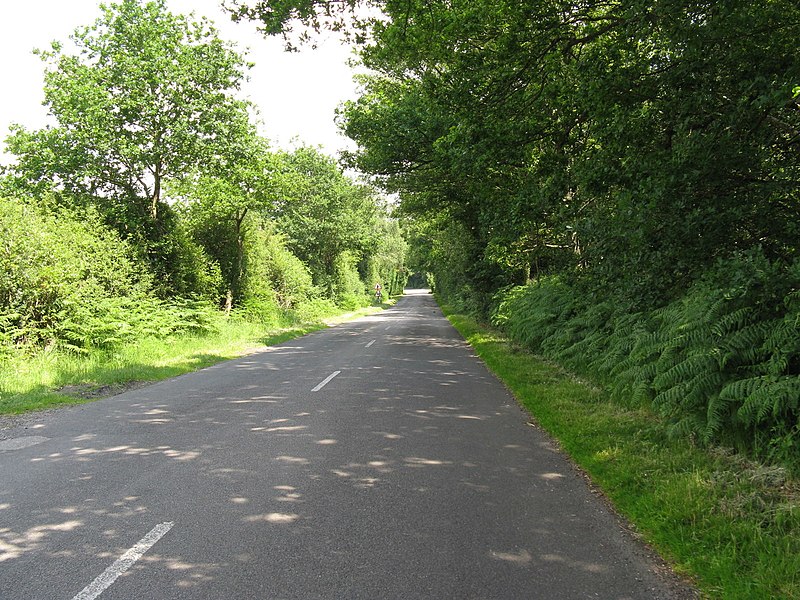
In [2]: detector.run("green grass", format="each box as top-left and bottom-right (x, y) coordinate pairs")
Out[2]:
(443, 306), (799, 600)
(0, 304), (385, 414)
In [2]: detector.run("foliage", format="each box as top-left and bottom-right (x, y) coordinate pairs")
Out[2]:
(362, 214), (408, 296)
(225, 0), (368, 50)
(174, 135), (276, 308)
(4, 0), (253, 293)
(247, 222), (313, 309)
(491, 251), (800, 467)
(234, 0), (800, 461)
(272, 146), (381, 300)
(0, 196), (219, 352)
(329, 251), (366, 309)
(238, 0), (800, 298)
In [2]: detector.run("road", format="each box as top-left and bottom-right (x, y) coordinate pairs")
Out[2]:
(0, 290), (693, 599)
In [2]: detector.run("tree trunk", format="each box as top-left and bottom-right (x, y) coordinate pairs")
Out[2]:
(151, 165), (161, 221)
(224, 289), (233, 315)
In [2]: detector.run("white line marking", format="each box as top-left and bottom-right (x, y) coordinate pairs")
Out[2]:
(71, 522), (174, 600)
(365, 340), (376, 348)
(312, 371), (341, 392)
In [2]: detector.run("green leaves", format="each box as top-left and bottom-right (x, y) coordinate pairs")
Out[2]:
(35, 0), (250, 203)
(6, 0), (253, 291)
(1, 0), (410, 360)
(271, 146), (382, 298)
(225, 0), (369, 50)
(242, 0), (800, 312)
(490, 248), (800, 462)
(0, 196), (152, 350)
(246, 0), (800, 461)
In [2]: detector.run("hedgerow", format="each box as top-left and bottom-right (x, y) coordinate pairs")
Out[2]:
(491, 251), (800, 469)
(0, 197), (217, 353)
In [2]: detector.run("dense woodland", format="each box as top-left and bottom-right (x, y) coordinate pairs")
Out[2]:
(0, 1), (407, 359)
(1, 0), (799, 468)
(227, 0), (800, 467)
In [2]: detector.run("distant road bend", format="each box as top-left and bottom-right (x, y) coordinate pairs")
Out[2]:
(0, 289), (695, 599)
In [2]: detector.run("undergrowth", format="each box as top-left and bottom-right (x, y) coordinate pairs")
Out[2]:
(445, 306), (799, 599)
(490, 251), (800, 471)
(0, 301), (381, 414)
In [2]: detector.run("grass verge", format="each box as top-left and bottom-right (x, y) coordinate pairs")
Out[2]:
(443, 306), (799, 600)
(0, 304), (385, 415)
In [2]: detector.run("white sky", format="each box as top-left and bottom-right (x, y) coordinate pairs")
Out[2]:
(0, 0), (361, 165)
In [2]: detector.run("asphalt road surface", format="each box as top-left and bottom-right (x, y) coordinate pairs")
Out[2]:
(0, 290), (694, 599)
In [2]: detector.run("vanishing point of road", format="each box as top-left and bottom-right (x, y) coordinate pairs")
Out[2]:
(0, 290), (695, 599)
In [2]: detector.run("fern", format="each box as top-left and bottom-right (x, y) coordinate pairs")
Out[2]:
(653, 382), (690, 414)
(490, 260), (800, 453)
(654, 353), (717, 392)
(734, 376), (800, 426)
(761, 313), (800, 376)
(718, 321), (771, 368)
(711, 306), (754, 337)
(705, 392), (735, 442)
(667, 412), (707, 440)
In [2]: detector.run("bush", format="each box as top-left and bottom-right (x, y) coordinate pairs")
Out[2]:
(0, 197), (149, 348)
(490, 251), (800, 468)
(293, 297), (339, 323)
(237, 296), (284, 328)
(0, 197), (218, 352)
(247, 226), (313, 309)
(332, 252), (369, 308)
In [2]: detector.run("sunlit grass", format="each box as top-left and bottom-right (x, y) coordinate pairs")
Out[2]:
(444, 307), (799, 600)
(0, 304), (382, 414)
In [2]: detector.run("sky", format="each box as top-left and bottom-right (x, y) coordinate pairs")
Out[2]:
(0, 0), (361, 165)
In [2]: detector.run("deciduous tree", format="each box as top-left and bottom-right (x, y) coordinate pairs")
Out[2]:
(6, 0), (253, 292)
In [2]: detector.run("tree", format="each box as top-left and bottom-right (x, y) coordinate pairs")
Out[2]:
(5, 0), (253, 293)
(175, 135), (274, 311)
(225, 0), (368, 49)
(240, 0), (800, 305)
(272, 146), (381, 297)
(229, 0), (800, 462)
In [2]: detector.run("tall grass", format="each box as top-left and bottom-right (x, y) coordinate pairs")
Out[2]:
(0, 301), (381, 414)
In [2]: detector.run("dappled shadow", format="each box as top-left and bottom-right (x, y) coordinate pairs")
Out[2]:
(0, 383), (603, 598)
(0, 290), (692, 599)
(0, 518), (83, 563)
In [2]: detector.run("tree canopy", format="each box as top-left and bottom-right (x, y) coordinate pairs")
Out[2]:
(233, 0), (800, 303)
(230, 0), (800, 454)
(5, 0), (253, 290)
(272, 146), (382, 295)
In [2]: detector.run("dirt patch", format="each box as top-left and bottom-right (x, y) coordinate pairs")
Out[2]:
(56, 380), (153, 400)
(0, 411), (55, 438)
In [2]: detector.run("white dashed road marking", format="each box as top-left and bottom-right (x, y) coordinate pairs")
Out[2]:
(71, 522), (175, 600)
(312, 371), (341, 392)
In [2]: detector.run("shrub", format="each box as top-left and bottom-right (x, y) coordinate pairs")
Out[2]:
(490, 251), (800, 468)
(248, 226), (313, 309)
(0, 197), (149, 348)
(0, 197), (218, 352)
(332, 252), (369, 308)
(293, 297), (339, 323)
